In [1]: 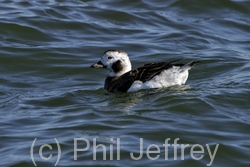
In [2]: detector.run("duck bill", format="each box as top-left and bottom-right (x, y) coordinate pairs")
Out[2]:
(91, 61), (106, 68)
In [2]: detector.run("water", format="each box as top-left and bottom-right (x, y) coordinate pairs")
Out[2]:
(0, 0), (250, 167)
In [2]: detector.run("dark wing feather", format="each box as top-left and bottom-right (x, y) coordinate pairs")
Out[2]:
(105, 60), (183, 92)
(136, 60), (184, 83)
(135, 62), (174, 82)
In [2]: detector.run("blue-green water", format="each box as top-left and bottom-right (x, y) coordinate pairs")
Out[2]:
(0, 0), (250, 167)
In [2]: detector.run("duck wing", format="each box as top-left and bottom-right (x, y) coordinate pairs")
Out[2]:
(105, 60), (183, 92)
(134, 61), (178, 83)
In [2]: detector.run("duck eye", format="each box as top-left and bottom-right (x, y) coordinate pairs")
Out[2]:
(108, 56), (113, 60)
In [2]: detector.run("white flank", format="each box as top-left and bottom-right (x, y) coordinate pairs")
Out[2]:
(127, 66), (189, 92)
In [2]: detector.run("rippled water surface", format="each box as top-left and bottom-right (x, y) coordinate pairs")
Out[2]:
(0, 0), (250, 167)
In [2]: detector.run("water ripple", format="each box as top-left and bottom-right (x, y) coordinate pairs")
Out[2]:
(0, 0), (250, 167)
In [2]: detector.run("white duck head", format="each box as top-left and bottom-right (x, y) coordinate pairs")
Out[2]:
(91, 49), (132, 77)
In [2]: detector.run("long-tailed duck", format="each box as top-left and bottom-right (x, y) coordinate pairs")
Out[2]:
(91, 49), (199, 92)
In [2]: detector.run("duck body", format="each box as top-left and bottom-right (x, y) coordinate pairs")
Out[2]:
(91, 49), (199, 93)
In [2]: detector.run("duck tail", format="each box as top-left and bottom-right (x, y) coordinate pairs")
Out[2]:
(180, 61), (200, 71)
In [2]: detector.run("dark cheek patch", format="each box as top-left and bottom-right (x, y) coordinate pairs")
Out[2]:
(112, 60), (123, 73)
